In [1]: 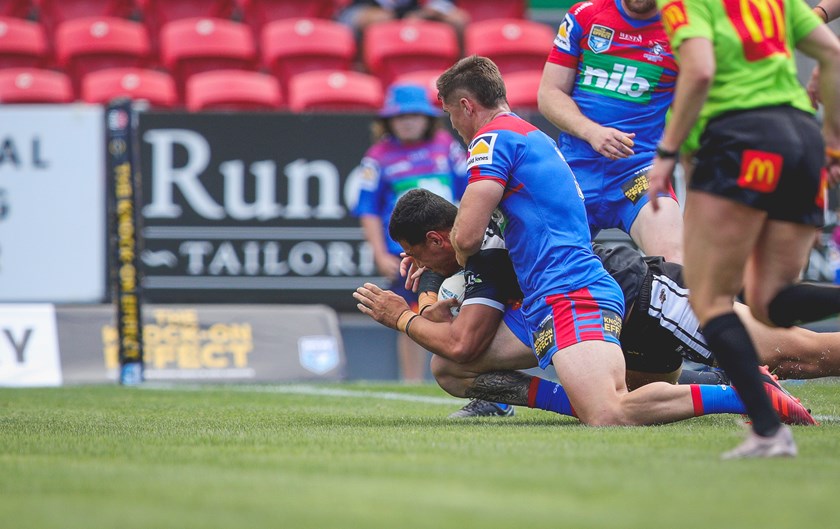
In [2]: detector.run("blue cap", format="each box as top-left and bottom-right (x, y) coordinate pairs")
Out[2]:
(379, 83), (441, 118)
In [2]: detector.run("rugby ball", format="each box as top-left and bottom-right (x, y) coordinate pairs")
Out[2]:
(438, 270), (466, 317)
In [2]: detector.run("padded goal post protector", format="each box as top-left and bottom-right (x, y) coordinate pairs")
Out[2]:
(105, 98), (145, 385)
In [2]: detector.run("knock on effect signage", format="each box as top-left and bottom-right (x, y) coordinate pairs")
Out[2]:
(137, 113), (380, 309)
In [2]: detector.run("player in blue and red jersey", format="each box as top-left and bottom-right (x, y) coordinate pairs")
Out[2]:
(538, 0), (684, 263)
(427, 55), (737, 427)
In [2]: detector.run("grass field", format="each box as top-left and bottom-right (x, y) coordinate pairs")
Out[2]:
(2, 381), (840, 529)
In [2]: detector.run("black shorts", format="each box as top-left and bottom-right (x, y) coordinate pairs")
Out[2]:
(621, 257), (715, 373)
(692, 105), (824, 226)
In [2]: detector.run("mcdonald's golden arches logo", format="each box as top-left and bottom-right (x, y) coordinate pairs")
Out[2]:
(737, 149), (783, 193)
(661, 0), (689, 36)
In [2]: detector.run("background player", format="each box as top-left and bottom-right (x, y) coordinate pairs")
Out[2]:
(538, 0), (684, 262)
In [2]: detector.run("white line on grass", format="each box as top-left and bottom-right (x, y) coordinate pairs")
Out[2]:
(141, 383), (462, 406)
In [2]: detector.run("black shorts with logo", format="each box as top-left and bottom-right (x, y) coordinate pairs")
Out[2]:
(692, 105), (825, 226)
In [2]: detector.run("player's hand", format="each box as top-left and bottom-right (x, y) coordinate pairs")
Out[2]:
(807, 66), (821, 109)
(353, 283), (411, 329)
(399, 253), (426, 292)
(587, 127), (635, 160)
(647, 156), (677, 212)
(420, 298), (459, 323)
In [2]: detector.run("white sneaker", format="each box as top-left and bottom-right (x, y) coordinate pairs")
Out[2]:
(721, 425), (797, 460)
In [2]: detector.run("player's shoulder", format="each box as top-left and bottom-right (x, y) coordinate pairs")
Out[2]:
(568, 0), (613, 25)
(475, 114), (538, 139)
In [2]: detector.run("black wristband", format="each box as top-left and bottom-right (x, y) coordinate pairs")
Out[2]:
(655, 145), (678, 159)
(404, 314), (420, 339)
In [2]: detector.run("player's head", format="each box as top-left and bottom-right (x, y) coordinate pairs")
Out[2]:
(378, 83), (440, 143)
(436, 56), (508, 142)
(389, 189), (460, 276)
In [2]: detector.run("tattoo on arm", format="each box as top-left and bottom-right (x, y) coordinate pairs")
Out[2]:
(465, 371), (532, 406)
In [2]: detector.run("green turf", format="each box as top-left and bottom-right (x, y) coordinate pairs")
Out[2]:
(2, 382), (840, 529)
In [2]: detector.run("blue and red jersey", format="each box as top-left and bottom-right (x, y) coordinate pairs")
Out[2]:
(353, 129), (468, 255)
(465, 113), (612, 310)
(547, 0), (678, 158)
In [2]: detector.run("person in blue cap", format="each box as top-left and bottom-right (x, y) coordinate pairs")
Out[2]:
(352, 82), (470, 383)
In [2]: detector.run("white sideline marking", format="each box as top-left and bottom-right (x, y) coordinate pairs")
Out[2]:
(142, 383), (461, 406)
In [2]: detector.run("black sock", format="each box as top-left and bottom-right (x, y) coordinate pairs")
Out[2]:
(702, 312), (780, 436)
(768, 282), (840, 327)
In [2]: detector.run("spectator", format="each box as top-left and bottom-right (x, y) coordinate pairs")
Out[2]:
(337, 0), (470, 34)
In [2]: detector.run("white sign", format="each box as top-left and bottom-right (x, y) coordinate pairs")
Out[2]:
(0, 105), (106, 302)
(0, 304), (62, 386)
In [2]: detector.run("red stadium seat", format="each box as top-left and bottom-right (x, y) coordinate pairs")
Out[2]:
(136, 0), (234, 41)
(503, 69), (541, 111)
(186, 69), (281, 111)
(456, 0), (526, 22)
(159, 17), (256, 101)
(288, 70), (382, 112)
(392, 69), (443, 106)
(0, 17), (48, 69)
(0, 0), (32, 18)
(0, 67), (73, 102)
(33, 0), (134, 36)
(55, 16), (151, 96)
(261, 18), (355, 92)
(237, 0), (338, 36)
(465, 19), (554, 76)
(362, 19), (459, 88)
(82, 67), (177, 108)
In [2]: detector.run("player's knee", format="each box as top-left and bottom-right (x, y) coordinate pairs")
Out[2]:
(576, 405), (628, 427)
(430, 356), (468, 398)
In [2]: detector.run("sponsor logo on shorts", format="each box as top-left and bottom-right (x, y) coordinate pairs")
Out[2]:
(661, 1), (689, 36)
(588, 25), (614, 54)
(467, 133), (498, 169)
(602, 310), (622, 339)
(621, 172), (650, 204)
(737, 150), (783, 193)
(532, 315), (556, 360)
(555, 15), (573, 51)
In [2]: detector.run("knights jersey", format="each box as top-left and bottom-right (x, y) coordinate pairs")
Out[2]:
(466, 113), (611, 310)
(547, 0), (678, 158)
(353, 130), (468, 255)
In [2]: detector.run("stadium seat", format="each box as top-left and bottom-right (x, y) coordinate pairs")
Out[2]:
(159, 17), (257, 101)
(0, 67), (73, 102)
(54, 16), (151, 96)
(237, 0), (338, 36)
(0, 17), (48, 69)
(465, 19), (554, 76)
(362, 19), (459, 88)
(185, 69), (281, 111)
(0, 0), (32, 18)
(504, 70), (541, 111)
(288, 70), (382, 112)
(33, 0), (134, 37)
(81, 67), (177, 108)
(136, 0), (234, 42)
(392, 69), (442, 106)
(261, 18), (355, 93)
(455, 0), (526, 22)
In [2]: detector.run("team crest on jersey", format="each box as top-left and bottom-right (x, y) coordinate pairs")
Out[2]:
(555, 15), (573, 51)
(644, 41), (666, 63)
(588, 25), (614, 54)
(467, 133), (498, 169)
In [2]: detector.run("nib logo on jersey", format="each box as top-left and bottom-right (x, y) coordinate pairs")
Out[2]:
(579, 51), (663, 103)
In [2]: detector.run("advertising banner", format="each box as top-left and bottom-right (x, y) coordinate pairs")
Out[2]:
(137, 113), (380, 310)
(57, 304), (345, 384)
(0, 304), (61, 387)
(0, 105), (106, 302)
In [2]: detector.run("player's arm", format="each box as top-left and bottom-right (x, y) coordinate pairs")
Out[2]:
(796, 22), (840, 184)
(538, 62), (635, 159)
(451, 180), (502, 266)
(353, 283), (503, 363)
(647, 37), (714, 210)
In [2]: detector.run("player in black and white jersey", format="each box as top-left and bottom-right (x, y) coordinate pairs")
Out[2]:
(355, 190), (825, 424)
